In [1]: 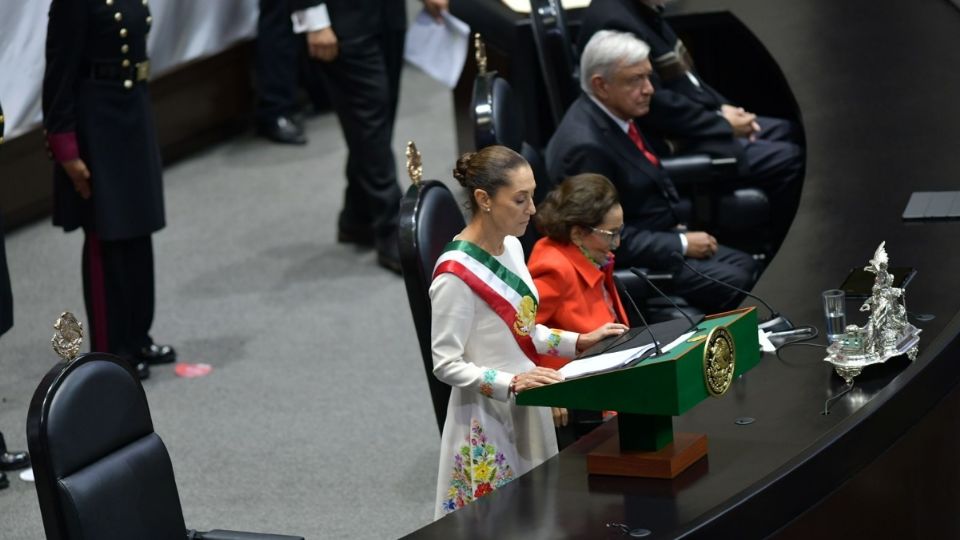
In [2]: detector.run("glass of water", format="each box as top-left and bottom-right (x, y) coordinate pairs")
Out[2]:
(822, 289), (846, 343)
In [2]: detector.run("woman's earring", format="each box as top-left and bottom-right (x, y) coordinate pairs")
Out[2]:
(485, 207), (491, 213)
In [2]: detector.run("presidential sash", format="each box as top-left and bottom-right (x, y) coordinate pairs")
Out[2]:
(433, 240), (539, 362)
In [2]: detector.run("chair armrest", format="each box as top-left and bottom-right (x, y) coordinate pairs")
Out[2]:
(661, 154), (739, 186)
(193, 530), (305, 540)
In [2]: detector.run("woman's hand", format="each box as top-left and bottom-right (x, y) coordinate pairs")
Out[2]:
(552, 407), (569, 427)
(512, 367), (564, 393)
(576, 322), (629, 353)
(61, 158), (91, 199)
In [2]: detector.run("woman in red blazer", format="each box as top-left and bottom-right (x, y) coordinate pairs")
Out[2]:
(529, 174), (628, 446)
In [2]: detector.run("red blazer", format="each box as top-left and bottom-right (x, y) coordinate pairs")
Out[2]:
(528, 238), (630, 369)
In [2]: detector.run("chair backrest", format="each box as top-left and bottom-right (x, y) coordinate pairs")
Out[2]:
(529, 0), (581, 128)
(398, 180), (466, 434)
(472, 70), (524, 153)
(27, 353), (187, 540)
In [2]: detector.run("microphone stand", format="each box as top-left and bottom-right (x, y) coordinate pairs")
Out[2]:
(629, 268), (703, 332)
(670, 252), (794, 332)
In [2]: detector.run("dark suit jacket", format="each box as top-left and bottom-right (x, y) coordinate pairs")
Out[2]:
(290, 0), (406, 38)
(579, 0), (739, 157)
(545, 95), (685, 270)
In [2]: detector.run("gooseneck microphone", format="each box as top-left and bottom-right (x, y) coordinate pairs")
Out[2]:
(629, 268), (702, 332)
(611, 274), (663, 357)
(670, 252), (794, 332)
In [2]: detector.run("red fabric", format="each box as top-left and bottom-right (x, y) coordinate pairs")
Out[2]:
(528, 238), (630, 369)
(627, 121), (660, 166)
(433, 260), (540, 364)
(47, 131), (80, 163)
(85, 233), (109, 352)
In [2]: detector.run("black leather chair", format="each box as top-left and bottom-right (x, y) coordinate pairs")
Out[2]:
(26, 353), (304, 540)
(398, 180), (465, 434)
(529, 0), (581, 128)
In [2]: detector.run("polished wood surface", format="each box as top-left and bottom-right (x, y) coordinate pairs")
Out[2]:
(407, 1), (960, 537)
(587, 430), (708, 479)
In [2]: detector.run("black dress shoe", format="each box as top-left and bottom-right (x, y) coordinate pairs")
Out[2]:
(0, 433), (30, 471)
(134, 359), (150, 380)
(0, 471), (8, 490)
(0, 451), (30, 471)
(376, 236), (402, 275)
(256, 116), (307, 145)
(138, 344), (177, 365)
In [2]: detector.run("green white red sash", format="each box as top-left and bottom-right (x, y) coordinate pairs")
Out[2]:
(433, 240), (540, 362)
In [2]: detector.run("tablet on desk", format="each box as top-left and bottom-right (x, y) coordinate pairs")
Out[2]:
(840, 266), (917, 299)
(902, 191), (960, 221)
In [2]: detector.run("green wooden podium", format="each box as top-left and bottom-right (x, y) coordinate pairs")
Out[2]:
(518, 307), (760, 478)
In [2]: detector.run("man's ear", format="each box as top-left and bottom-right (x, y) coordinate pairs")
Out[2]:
(590, 74), (608, 101)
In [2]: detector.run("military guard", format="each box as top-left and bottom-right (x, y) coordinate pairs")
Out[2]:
(43, 0), (175, 379)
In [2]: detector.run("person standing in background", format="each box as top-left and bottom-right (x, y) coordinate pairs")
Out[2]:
(254, 0), (308, 145)
(43, 0), (176, 380)
(288, 0), (447, 273)
(0, 101), (32, 490)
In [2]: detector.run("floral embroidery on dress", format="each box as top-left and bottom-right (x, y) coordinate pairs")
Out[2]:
(546, 329), (563, 356)
(479, 368), (497, 397)
(441, 419), (514, 515)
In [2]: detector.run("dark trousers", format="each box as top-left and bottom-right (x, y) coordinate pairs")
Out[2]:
(314, 30), (405, 240)
(82, 232), (155, 359)
(672, 244), (756, 314)
(737, 116), (805, 252)
(255, 0), (300, 123)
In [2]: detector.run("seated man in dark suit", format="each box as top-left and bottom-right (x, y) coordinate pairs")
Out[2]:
(579, 0), (804, 253)
(546, 30), (756, 314)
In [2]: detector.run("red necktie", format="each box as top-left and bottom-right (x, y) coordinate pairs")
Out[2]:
(627, 121), (660, 167)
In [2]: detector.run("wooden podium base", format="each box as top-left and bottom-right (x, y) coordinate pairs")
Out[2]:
(587, 431), (708, 478)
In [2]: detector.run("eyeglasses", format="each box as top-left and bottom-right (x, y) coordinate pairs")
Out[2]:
(589, 225), (625, 243)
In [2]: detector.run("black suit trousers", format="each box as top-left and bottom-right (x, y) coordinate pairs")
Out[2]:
(314, 30), (405, 238)
(255, 0), (300, 122)
(82, 232), (155, 359)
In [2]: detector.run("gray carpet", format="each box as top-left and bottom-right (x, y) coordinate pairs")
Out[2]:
(0, 59), (460, 538)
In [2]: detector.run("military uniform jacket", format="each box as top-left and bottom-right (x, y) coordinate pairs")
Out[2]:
(579, 0), (740, 157)
(290, 0), (407, 38)
(43, 0), (165, 241)
(0, 102), (13, 336)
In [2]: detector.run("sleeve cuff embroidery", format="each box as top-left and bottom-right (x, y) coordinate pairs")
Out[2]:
(47, 132), (79, 163)
(291, 4), (331, 33)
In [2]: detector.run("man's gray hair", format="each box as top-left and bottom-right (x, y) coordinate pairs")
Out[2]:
(580, 30), (651, 95)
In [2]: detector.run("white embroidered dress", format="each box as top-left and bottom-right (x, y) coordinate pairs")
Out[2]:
(430, 236), (579, 519)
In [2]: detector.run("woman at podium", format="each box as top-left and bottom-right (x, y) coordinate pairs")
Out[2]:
(430, 146), (626, 518)
(527, 174), (629, 447)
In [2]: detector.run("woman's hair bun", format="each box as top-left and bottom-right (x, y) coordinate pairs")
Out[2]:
(453, 152), (476, 186)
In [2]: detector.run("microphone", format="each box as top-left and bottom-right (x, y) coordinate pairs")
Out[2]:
(611, 274), (663, 357)
(669, 252), (793, 332)
(629, 268), (703, 332)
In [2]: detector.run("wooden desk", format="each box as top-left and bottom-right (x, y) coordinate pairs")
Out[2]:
(407, 0), (960, 537)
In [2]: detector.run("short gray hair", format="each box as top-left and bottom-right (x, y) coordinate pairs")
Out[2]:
(580, 30), (651, 95)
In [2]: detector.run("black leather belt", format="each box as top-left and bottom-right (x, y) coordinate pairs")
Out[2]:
(90, 60), (150, 83)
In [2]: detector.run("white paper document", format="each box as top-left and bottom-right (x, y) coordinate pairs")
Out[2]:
(560, 343), (656, 379)
(403, 9), (471, 89)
